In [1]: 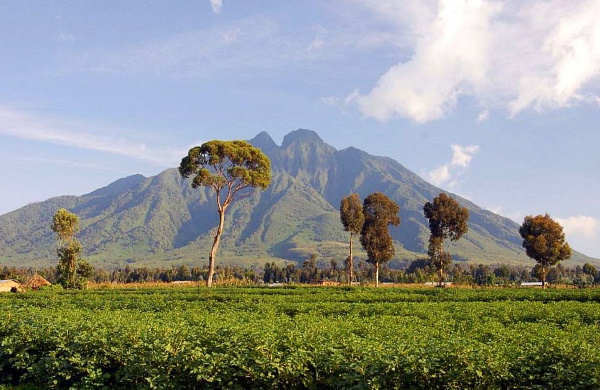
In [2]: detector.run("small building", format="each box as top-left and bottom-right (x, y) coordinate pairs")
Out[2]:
(520, 282), (544, 287)
(312, 280), (340, 286)
(0, 279), (22, 293)
(424, 282), (453, 287)
(23, 274), (52, 290)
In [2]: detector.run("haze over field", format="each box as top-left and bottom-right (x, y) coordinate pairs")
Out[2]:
(0, 1), (599, 256)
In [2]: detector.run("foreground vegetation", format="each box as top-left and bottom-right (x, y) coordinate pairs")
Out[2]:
(2, 286), (600, 389)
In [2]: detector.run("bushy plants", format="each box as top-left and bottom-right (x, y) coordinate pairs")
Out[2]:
(1, 287), (600, 389)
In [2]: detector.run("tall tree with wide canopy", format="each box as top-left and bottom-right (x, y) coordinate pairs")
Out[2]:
(179, 140), (271, 287)
(360, 192), (400, 287)
(423, 193), (469, 286)
(340, 193), (364, 285)
(519, 214), (571, 288)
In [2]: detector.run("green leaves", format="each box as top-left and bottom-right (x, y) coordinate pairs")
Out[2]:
(360, 192), (400, 265)
(179, 140), (271, 194)
(50, 208), (80, 243)
(340, 193), (364, 235)
(423, 193), (469, 242)
(2, 287), (600, 389)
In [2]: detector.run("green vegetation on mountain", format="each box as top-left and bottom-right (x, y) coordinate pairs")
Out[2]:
(0, 129), (596, 268)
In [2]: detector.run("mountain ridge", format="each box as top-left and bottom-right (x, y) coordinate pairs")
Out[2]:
(0, 129), (596, 268)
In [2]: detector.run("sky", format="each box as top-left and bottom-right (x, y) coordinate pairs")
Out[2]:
(0, 0), (599, 257)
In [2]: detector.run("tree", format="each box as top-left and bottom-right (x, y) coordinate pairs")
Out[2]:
(179, 140), (271, 287)
(340, 193), (364, 285)
(519, 214), (571, 288)
(423, 193), (469, 286)
(51, 209), (92, 289)
(360, 192), (400, 287)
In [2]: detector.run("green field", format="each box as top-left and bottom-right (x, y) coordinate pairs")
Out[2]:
(2, 286), (600, 389)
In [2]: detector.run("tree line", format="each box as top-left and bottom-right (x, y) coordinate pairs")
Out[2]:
(3, 260), (599, 287)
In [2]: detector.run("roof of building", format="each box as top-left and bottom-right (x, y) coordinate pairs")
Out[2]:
(23, 274), (52, 288)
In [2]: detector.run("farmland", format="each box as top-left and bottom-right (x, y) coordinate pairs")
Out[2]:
(2, 286), (600, 389)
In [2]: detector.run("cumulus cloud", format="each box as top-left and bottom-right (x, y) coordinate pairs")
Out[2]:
(210, 0), (222, 14)
(555, 215), (600, 258)
(556, 215), (598, 239)
(0, 108), (184, 166)
(355, 0), (500, 122)
(352, 0), (600, 122)
(428, 144), (479, 187)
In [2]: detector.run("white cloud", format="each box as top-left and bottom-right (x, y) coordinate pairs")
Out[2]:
(352, 0), (600, 122)
(354, 0), (501, 122)
(477, 109), (489, 122)
(452, 144), (479, 168)
(507, 0), (600, 115)
(0, 108), (184, 166)
(428, 165), (452, 187)
(308, 37), (325, 51)
(428, 143), (479, 187)
(556, 215), (598, 239)
(486, 206), (523, 223)
(555, 215), (600, 258)
(210, 0), (222, 14)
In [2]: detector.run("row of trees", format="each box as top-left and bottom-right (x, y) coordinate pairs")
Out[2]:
(177, 139), (574, 289)
(5, 259), (599, 287)
(340, 192), (469, 287)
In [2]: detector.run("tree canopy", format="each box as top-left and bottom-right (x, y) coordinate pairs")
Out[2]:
(51, 208), (80, 244)
(179, 140), (271, 287)
(179, 140), (271, 197)
(519, 214), (571, 288)
(360, 192), (400, 287)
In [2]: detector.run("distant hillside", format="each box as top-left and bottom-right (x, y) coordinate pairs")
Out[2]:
(0, 129), (596, 268)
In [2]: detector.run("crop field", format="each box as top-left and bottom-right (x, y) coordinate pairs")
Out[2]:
(2, 286), (600, 389)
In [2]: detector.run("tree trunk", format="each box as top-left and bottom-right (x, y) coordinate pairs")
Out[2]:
(206, 208), (226, 287)
(375, 261), (379, 288)
(438, 245), (444, 287)
(348, 233), (353, 286)
(541, 267), (547, 289)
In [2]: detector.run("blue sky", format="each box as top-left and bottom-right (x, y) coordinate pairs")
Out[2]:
(1, 0), (599, 257)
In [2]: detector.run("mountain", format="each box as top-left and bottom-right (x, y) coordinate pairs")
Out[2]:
(0, 129), (596, 268)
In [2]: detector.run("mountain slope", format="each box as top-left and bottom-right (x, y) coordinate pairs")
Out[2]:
(0, 129), (595, 268)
